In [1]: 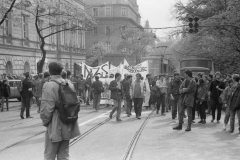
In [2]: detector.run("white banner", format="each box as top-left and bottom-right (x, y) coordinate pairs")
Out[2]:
(81, 62), (111, 79)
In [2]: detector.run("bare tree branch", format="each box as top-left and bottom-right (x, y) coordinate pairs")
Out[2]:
(0, 0), (17, 26)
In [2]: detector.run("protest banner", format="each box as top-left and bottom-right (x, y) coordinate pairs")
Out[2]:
(81, 62), (111, 79)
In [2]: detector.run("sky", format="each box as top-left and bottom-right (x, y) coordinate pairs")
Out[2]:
(137, 0), (186, 37)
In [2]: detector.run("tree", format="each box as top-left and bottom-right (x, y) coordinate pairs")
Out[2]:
(173, 0), (240, 73)
(117, 28), (157, 64)
(0, 0), (17, 26)
(22, 0), (94, 73)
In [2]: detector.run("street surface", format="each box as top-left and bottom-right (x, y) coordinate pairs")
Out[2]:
(0, 102), (240, 160)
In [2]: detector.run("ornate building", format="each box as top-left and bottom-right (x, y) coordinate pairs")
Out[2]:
(0, 0), (87, 75)
(85, 0), (142, 66)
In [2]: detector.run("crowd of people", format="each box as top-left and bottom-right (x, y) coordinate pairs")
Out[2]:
(1, 61), (240, 160)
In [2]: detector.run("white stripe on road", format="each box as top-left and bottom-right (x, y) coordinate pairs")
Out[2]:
(78, 111), (111, 127)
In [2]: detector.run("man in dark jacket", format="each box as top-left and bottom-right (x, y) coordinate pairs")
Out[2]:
(229, 74), (240, 133)
(173, 70), (197, 132)
(109, 73), (123, 121)
(169, 72), (182, 120)
(122, 75), (133, 117)
(91, 76), (104, 111)
(77, 74), (86, 104)
(20, 72), (33, 119)
(209, 72), (225, 123)
(1, 79), (10, 111)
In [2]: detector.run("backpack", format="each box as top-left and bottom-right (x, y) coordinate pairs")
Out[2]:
(51, 80), (80, 124)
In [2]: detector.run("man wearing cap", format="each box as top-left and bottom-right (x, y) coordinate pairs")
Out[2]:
(20, 72), (33, 119)
(173, 70), (197, 131)
(209, 72), (225, 123)
(169, 72), (182, 120)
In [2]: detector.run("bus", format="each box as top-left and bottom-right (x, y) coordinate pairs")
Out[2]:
(180, 58), (214, 76)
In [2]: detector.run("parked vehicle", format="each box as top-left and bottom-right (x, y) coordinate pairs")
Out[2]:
(8, 79), (22, 101)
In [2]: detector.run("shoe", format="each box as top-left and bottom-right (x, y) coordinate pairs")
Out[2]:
(198, 120), (203, 124)
(116, 119), (122, 122)
(173, 125), (182, 130)
(161, 113), (166, 116)
(20, 115), (24, 119)
(211, 119), (214, 123)
(137, 117), (141, 120)
(217, 120), (220, 123)
(185, 127), (191, 132)
(156, 110), (159, 114)
(27, 116), (33, 118)
(109, 114), (113, 119)
(229, 129), (234, 133)
(192, 120), (195, 123)
(202, 120), (206, 124)
(223, 124), (227, 131)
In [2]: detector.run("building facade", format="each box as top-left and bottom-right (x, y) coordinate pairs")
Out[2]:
(85, 0), (142, 66)
(0, 0), (87, 75)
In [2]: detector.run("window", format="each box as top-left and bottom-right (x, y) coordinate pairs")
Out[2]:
(93, 8), (99, 17)
(106, 41), (111, 52)
(121, 7), (128, 16)
(5, 13), (12, 37)
(105, 26), (110, 36)
(93, 27), (98, 36)
(50, 25), (56, 46)
(105, 7), (112, 16)
(78, 31), (82, 49)
(22, 15), (29, 40)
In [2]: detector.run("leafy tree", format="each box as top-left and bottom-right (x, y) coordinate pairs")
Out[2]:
(117, 28), (157, 64)
(173, 0), (240, 73)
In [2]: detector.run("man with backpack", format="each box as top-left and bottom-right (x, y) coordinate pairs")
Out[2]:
(91, 75), (104, 111)
(40, 62), (80, 160)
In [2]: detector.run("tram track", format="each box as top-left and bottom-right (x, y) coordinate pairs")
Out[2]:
(123, 110), (155, 160)
(0, 108), (111, 153)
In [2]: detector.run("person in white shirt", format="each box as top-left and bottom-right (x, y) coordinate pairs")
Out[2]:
(156, 75), (167, 115)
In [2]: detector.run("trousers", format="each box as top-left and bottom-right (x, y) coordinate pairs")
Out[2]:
(20, 96), (31, 117)
(230, 109), (240, 131)
(211, 98), (222, 121)
(171, 95), (179, 119)
(93, 93), (101, 110)
(126, 97), (133, 115)
(224, 107), (231, 125)
(178, 103), (192, 128)
(156, 94), (166, 114)
(133, 98), (143, 118)
(198, 101), (207, 120)
(44, 132), (70, 160)
(110, 99), (122, 120)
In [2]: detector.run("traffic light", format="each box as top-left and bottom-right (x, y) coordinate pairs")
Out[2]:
(194, 17), (199, 33)
(188, 17), (199, 33)
(188, 18), (194, 33)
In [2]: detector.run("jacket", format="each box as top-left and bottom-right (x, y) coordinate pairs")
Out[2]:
(40, 75), (80, 142)
(21, 78), (33, 98)
(91, 80), (104, 95)
(32, 79), (43, 98)
(131, 80), (146, 99)
(180, 78), (197, 107)
(109, 80), (123, 101)
(2, 83), (10, 98)
(169, 78), (182, 95)
(197, 84), (208, 102)
(122, 79), (131, 98)
(229, 84), (240, 111)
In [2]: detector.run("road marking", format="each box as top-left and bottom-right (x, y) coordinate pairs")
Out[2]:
(78, 111), (111, 127)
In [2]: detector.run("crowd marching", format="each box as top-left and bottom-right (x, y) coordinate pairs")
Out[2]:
(1, 62), (240, 159)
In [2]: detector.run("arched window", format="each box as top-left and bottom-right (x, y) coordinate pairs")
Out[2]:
(6, 61), (13, 74)
(24, 61), (30, 73)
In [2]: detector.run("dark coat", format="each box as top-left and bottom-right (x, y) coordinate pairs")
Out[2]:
(209, 80), (225, 100)
(21, 78), (33, 98)
(3, 83), (10, 98)
(109, 80), (123, 101)
(229, 84), (240, 111)
(169, 78), (182, 95)
(180, 78), (197, 107)
(91, 80), (104, 95)
(0, 81), (3, 97)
